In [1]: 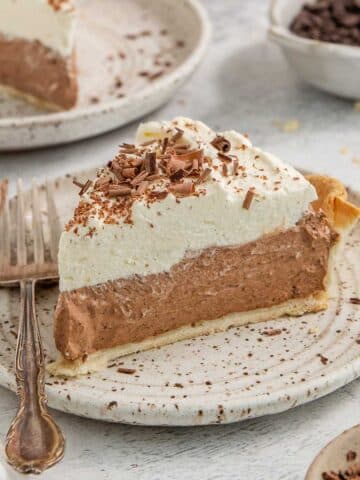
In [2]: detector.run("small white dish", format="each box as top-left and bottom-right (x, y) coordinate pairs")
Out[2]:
(268, 0), (360, 99)
(0, 0), (211, 151)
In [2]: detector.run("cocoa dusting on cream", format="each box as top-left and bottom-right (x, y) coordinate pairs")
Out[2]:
(67, 129), (238, 228)
(54, 212), (337, 361)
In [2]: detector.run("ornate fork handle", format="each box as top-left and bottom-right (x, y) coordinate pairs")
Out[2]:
(5, 280), (64, 474)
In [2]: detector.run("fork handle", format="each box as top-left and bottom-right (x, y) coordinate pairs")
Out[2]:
(15, 280), (46, 419)
(5, 280), (64, 474)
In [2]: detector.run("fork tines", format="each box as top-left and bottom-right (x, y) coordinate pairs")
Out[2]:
(0, 179), (61, 284)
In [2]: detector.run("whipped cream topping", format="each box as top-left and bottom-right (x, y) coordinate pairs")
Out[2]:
(0, 0), (75, 56)
(59, 117), (317, 291)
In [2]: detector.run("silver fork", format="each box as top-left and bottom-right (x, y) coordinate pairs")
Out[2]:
(0, 178), (64, 474)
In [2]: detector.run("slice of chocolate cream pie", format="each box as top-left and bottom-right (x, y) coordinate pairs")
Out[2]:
(0, 0), (77, 110)
(48, 117), (360, 376)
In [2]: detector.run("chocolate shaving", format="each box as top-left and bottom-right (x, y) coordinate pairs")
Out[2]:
(107, 185), (132, 197)
(161, 137), (169, 154)
(112, 167), (125, 182)
(136, 181), (149, 195)
(172, 148), (203, 166)
(144, 152), (157, 173)
(198, 167), (211, 183)
(167, 156), (186, 174)
(222, 163), (228, 177)
(170, 128), (184, 144)
(192, 158), (199, 171)
(131, 170), (148, 186)
(126, 157), (143, 168)
(120, 143), (135, 149)
(145, 174), (162, 182)
(218, 152), (232, 163)
(73, 178), (85, 189)
(174, 144), (191, 152)
(211, 135), (231, 153)
(170, 179), (195, 196)
(79, 179), (92, 196)
(233, 159), (239, 175)
(170, 170), (185, 182)
(242, 189), (255, 209)
(96, 176), (111, 188)
(122, 167), (137, 179)
(148, 190), (168, 199)
(141, 139), (157, 146)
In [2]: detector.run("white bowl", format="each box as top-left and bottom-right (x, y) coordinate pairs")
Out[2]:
(268, 0), (360, 99)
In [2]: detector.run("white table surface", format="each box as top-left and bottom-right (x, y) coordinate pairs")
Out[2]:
(0, 1), (359, 479)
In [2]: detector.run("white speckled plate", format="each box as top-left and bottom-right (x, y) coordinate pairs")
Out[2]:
(0, 0), (210, 151)
(0, 170), (359, 426)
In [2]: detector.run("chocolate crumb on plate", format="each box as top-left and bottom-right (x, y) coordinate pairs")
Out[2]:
(117, 367), (136, 375)
(319, 353), (329, 365)
(148, 70), (165, 81)
(347, 451), (357, 462)
(262, 328), (282, 337)
(107, 401), (118, 410)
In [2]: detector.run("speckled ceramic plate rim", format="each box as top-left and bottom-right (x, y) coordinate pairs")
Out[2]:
(0, 0), (211, 131)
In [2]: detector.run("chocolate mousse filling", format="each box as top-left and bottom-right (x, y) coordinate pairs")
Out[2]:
(54, 211), (338, 361)
(0, 34), (77, 109)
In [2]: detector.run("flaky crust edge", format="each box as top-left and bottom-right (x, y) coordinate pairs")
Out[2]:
(306, 174), (360, 233)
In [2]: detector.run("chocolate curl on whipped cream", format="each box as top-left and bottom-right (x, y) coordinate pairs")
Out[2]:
(73, 178), (92, 196)
(170, 179), (195, 196)
(122, 167), (137, 179)
(242, 188), (256, 209)
(144, 152), (157, 173)
(211, 135), (231, 153)
(170, 127), (184, 144)
(131, 170), (149, 186)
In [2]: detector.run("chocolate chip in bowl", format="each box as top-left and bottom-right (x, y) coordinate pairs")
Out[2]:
(269, 0), (360, 98)
(290, 0), (360, 47)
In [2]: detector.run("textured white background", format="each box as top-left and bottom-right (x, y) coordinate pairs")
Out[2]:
(0, 0), (360, 479)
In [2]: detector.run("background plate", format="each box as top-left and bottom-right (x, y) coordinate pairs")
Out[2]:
(0, 0), (210, 151)
(0, 170), (359, 426)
